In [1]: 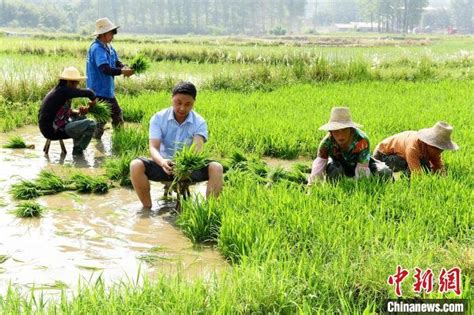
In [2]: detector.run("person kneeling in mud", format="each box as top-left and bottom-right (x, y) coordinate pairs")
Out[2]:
(38, 67), (97, 155)
(373, 121), (459, 176)
(130, 82), (224, 209)
(307, 107), (392, 185)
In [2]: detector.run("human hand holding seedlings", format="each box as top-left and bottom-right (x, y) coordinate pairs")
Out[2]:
(87, 99), (97, 108)
(161, 159), (175, 175)
(78, 106), (89, 115)
(121, 67), (134, 77)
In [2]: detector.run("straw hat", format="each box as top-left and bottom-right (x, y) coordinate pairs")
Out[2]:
(319, 107), (362, 131)
(93, 17), (119, 36)
(59, 66), (87, 81)
(418, 121), (459, 151)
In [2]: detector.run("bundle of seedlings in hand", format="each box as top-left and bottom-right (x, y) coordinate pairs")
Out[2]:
(3, 135), (34, 149)
(69, 173), (109, 194)
(130, 54), (151, 74)
(171, 145), (210, 199)
(14, 201), (44, 218)
(88, 100), (112, 123)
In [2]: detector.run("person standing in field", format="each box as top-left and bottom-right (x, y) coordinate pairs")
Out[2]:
(307, 107), (392, 184)
(38, 67), (97, 155)
(129, 82), (224, 209)
(86, 17), (134, 139)
(373, 121), (459, 176)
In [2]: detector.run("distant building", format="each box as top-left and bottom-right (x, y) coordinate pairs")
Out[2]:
(334, 22), (376, 32)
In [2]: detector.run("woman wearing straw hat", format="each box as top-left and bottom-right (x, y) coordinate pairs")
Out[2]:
(86, 17), (134, 140)
(38, 66), (97, 155)
(308, 107), (392, 184)
(373, 122), (459, 175)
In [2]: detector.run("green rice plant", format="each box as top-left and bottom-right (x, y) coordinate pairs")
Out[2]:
(267, 166), (291, 184)
(88, 100), (112, 123)
(177, 197), (221, 243)
(111, 127), (148, 156)
(226, 150), (248, 170)
(129, 54), (151, 74)
(14, 201), (44, 218)
(171, 145), (210, 189)
(69, 174), (110, 194)
(0, 255), (9, 264)
(286, 168), (308, 185)
(104, 154), (136, 187)
(36, 170), (68, 193)
(2, 135), (27, 148)
(10, 180), (42, 200)
(248, 160), (269, 179)
(292, 162), (311, 174)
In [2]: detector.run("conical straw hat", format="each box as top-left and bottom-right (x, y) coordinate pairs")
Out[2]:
(93, 17), (119, 36)
(319, 107), (362, 131)
(59, 66), (86, 81)
(418, 121), (459, 151)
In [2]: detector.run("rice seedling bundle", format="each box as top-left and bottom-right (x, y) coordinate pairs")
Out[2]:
(14, 201), (44, 218)
(70, 173), (109, 194)
(2, 135), (27, 149)
(10, 171), (110, 200)
(170, 145), (210, 197)
(130, 54), (151, 74)
(10, 180), (43, 200)
(104, 153), (136, 187)
(172, 145), (210, 182)
(88, 100), (112, 123)
(37, 170), (68, 193)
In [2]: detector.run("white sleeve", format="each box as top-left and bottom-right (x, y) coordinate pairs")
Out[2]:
(308, 157), (328, 184)
(355, 163), (371, 179)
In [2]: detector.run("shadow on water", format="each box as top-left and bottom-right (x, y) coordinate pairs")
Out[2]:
(0, 125), (226, 297)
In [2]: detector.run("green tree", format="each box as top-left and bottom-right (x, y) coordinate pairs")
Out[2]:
(357, 0), (378, 30)
(450, 0), (473, 33)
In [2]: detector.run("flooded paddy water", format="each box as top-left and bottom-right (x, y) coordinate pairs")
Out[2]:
(0, 125), (226, 296)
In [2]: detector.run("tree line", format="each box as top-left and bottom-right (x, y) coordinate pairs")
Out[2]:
(0, 0), (472, 35)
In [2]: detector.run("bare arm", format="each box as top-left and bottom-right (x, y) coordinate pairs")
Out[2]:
(192, 135), (205, 152)
(149, 139), (173, 175)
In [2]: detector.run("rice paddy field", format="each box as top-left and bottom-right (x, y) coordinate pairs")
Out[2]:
(0, 33), (473, 313)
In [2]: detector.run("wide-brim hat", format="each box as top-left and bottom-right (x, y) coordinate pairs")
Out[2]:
(93, 17), (119, 36)
(418, 121), (459, 151)
(59, 66), (86, 81)
(319, 107), (362, 131)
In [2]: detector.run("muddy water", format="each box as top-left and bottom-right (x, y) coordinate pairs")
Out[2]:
(0, 125), (226, 295)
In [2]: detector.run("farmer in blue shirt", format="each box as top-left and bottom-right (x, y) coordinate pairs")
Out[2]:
(86, 17), (134, 139)
(130, 82), (224, 209)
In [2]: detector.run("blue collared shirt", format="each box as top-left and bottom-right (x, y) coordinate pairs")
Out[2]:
(86, 39), (119, 98)
(149, 107), (208, 159)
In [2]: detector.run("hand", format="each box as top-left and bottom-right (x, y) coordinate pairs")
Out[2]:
(121, 67), (134, 77)
(88, 99), (97, 108)
(161, 159), (174, 175)
(79, 106), (89, 115)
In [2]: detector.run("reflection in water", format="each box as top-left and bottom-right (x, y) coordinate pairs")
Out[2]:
(0, 125), (226, 296)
